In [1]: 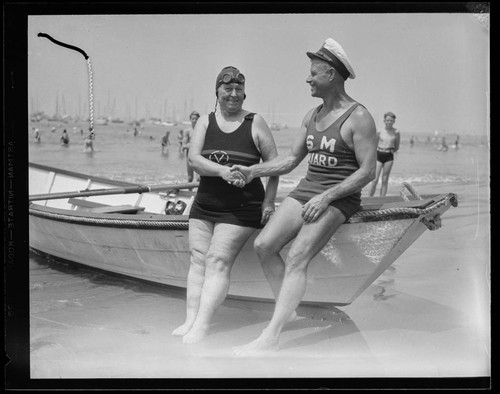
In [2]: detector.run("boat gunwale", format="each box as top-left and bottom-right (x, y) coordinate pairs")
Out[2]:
(28, 192), (456, 229)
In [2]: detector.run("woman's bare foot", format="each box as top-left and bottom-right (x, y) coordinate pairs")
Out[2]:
(171, 322), (194, 336)
(182, 326), (209, 344)
(232, 333), (279, 357)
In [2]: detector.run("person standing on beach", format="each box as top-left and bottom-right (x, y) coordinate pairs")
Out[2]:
(60, 129), (70, 146)
(161, 130), (171, 154)
(181, 111), (201, 182)
(177, 129), (184, 153)
(83, 131), (95, 152)
(172, 66), (279, 344)
(34, 128), (41, 143)
(230, 38), (377, 356)
(440, 136), (448, 151)
(368, 112), (400, 197)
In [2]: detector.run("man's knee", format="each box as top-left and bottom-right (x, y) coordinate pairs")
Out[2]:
(285, 244), (315, 272)
(254, 233), (280, 258)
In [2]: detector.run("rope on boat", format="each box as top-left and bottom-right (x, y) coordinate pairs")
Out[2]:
(351, 193), (455, 219)
(29, 208), (189, 230)
(38, 33), (95, 133)
(351, 184), (458, 230)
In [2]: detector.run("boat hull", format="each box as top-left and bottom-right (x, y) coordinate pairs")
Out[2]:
(28, 163), (457, 306)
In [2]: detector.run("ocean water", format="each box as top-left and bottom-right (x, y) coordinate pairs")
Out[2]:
(29, 120), (489, 193)
(26, 120), (490, 382)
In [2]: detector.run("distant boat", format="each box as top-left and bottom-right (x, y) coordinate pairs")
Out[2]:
(95, 117), (108, 126)
(270, 123), (281, 131)
(111, 118), (124, 123)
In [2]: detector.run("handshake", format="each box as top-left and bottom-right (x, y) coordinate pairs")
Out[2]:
(225, 165), (253, 188)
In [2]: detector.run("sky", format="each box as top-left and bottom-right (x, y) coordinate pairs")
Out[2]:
(27, 8), (489, 136)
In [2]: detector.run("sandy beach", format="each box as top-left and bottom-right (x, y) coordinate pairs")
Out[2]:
(27, 179), (490, 386)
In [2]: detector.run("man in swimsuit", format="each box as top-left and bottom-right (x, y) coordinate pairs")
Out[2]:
(368, 112), (400, 196)
(230, 38), (377, 356)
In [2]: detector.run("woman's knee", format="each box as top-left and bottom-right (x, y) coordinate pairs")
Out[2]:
(205, 252), (232, 274)
(190, 248), (206, 269)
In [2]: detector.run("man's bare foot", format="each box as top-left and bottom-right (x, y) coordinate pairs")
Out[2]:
(182, 327), (208, 344)
(232, 333), (279, 357)
(287, 310), (298, 323)
(171, 322), (193, 336)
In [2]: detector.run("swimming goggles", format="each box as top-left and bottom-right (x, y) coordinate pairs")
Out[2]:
(219, 71), (245, 84)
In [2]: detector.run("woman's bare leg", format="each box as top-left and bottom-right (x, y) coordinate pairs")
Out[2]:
(182, 223), (255, 344)
(172, 219), (213, 336)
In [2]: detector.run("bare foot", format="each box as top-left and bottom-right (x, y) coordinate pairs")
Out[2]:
(171, 322), (193, 336)
(182, 327), (208, 344)
(287, 310), (298, 323)
(232, 333), (279, 357)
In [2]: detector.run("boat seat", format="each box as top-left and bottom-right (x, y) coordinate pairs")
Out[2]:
(69, 198), (145, 214)
(69, 198), (107, 208)
(91, 205), (146, 214)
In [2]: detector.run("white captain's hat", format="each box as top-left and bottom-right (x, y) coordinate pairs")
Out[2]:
(306, 37), (356, 80)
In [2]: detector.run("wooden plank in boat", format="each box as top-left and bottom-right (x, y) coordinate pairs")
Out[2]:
(69, 198), (145, 214)
(91, 205), (146, 214)
(69, 198), (107, 208)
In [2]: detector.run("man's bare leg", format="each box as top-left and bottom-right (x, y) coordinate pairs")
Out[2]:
(254, 198), (304, 322)
(233, 205), (345, 356)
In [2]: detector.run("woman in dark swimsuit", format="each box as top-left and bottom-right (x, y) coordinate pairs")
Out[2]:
(171, 66), (279, 344)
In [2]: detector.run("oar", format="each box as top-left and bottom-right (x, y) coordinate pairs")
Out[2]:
(29, 182), (199, 202)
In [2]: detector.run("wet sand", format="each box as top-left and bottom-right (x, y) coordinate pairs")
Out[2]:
(27, 181), (490, 386)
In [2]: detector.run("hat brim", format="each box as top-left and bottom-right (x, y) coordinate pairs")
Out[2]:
(307, 51), (330, 63)
(306, 51), (355, 79)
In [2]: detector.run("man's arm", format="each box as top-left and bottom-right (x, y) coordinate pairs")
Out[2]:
(251, 114), (280, 224)
(232, 108), (315, 183)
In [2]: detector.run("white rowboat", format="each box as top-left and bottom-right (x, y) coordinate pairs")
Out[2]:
(29, 162), (457, 306)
